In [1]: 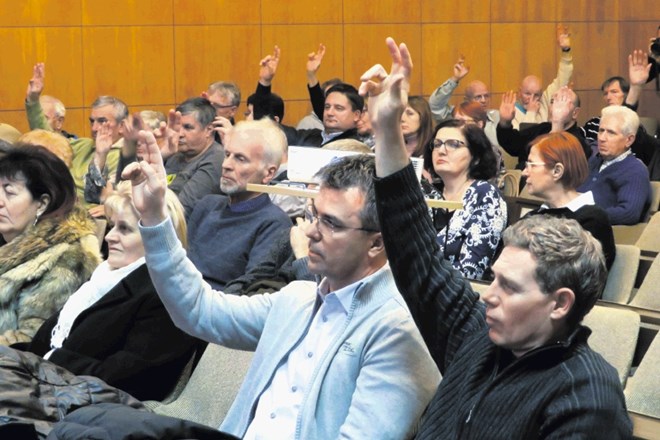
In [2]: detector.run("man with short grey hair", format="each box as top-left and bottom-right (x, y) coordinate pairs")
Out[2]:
(203, 81), (241, 122)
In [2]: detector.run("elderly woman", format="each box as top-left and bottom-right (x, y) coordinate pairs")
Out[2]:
(0, 146), (100, 345)
(522, 132), (616, 269)
(423, 119), (507, 280)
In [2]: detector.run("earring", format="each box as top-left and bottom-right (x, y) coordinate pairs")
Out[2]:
(34, 213), (41, 226)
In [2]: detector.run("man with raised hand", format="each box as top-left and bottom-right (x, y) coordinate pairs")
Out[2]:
(360, 37), (631, 439)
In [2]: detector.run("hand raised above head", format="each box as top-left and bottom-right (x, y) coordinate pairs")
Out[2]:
(122, 130), (169, 226)
(259, 45), (281, 86)
(452, 55), (470, 82)
(557, 23), (571, 50)
(498, 90), (517, 124)
(306, 43), (326, 74)
(550, 86), (573, 126)
(26, 62), (45, 103)
(628, 49), (651, 86)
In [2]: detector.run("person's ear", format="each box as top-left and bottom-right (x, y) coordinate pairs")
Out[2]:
(625, 133), (636, 148)
(261, 164), (278, 184)
(367, 232), (385, 258)
(201, 91), (209, 99)
(550, 287), (575, 321)
(37, 194), (51, 217)
(552, 163), (565, 181)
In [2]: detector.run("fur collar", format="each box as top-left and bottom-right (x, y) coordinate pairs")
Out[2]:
(0, 204), (97, 272)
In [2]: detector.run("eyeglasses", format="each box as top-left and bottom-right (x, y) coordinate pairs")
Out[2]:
(524, 161), (547, 169)
(211, 102), (237, 110)
(304, 203), (378, 236)
(471, 93), (490, 102)
(430, 139), (466, 151)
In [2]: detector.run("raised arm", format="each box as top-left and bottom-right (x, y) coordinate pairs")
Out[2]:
(429, 55), (469, 122)
(625, 49), (651, 107)
(257, 45), (280, 92)
(306, 44), (327, 120)
(24, 63), (50, 131)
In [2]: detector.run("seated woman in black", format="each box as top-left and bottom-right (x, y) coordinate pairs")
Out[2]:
(522, 132), (616, 269)
(23, 181), (202, 401)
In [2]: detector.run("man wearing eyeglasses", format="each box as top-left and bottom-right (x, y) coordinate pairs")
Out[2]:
(121, 132), (439, 439)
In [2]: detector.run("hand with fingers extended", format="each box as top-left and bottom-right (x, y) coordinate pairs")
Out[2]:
(93, 123), (114, 171)
(527, 95), (541, 114)
(550, 86), (574, 130)
(27, 63), (46, 103)
(290, 217), (311, 259)
(121, 130), (169, 225)
(628, 49), (652, 86)
(557, 24), (571, 51)
(259, 45), (281, 86)
(452, 55), (470, 82)
(498, 91), (517, 125)
(153, 109), (182, 160)
(211, 116), (233, 145)
(306, 44), (326, 86)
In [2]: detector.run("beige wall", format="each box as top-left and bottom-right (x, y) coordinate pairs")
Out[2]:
(0, 0), (658, 138)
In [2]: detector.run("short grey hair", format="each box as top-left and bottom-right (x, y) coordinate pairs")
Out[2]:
(208, 81), (241, 107)
(91, 96), (129, 122)
(601, 105), (639, 136)
(40, 95), (66, 118)
(315, 155), (378, 232)
(503, 215), (606, 328)
(231, 118), (285, 169)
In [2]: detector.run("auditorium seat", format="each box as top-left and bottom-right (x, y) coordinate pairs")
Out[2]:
(629, 255), (660, 311)
(601, 244), (640, 304)
(625, 331), (660, 418)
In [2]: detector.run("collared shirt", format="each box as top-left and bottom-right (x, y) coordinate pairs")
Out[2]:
(540, 191), (595, 212)
(321, 130), (343, 145)
(243, 272), (376, 440)
(599, 149), (632, 172)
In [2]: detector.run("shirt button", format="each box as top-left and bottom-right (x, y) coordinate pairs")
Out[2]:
(307, 352), (313, 358)
(270, 412), (276, 419)
(292, 386), (298, 392)
(322, 316), (328, 323)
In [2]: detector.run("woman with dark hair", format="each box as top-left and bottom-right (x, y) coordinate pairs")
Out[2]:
(522, 132), (616, 269)
(402, 96), (434, 157)
(0, 146), (101, 345)
(423, 119), (507, 279)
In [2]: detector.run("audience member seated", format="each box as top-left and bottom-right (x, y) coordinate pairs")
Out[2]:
(402, 96), (434, 158)
(364, 37), (631, 438)
(17, 129), (73, 166)
(159, 97), (223, 219)
(25, 63), (128, 208)
(356, 102), (375, 148)
(120, 135), (440, 439)
(297, 43), (342, 130)
(512, 25), (574, 128)
(0, 146), (101, 345)
(202, 80), (241, 125)
(423, 120), (507, 280)
(186, 118), (292, 291)
(497, 86), (590, 170)
(21, 181), (202, 401)
(521, 132), (616, 269)
(577, 105), (651, 225)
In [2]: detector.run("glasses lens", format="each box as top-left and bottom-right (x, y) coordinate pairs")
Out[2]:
(446, 140), (461, 149)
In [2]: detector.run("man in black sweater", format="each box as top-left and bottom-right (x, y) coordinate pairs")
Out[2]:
(359, 37), (632, 439)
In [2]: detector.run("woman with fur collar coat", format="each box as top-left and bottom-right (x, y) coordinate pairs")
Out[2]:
(0, 146), (100, 345)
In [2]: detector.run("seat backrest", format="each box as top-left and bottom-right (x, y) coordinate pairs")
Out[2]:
(630, 255), (660, 311)
(639, 116), (658, 138)
(500, 170), (521, 197)
(149, 344), (254, 429)
(601, 244), (640, 304)
(635, 213), (660, 254)
(582, 305), (640, 387)
(644, 181), (660, 222)
(625, 331), (660, 417)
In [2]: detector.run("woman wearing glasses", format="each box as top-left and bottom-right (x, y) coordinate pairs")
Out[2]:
(521, 132), (615, 269)
(423, 119), (507, 280)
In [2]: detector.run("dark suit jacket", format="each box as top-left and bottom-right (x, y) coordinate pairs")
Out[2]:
(27, 264), (203, 401)
(294, 127), (362, 147)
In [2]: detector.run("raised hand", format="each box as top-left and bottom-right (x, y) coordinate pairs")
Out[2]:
(452, 55), (470, 82)
(153, 109), (182, 160)
(557, 24), (571, 51)
(550, 86), (573, 129)
(121, 130), (168, 225)
(527, 95), (541, 114)
(95, 123), (114, 157)
(211, 116), (233, 145)
(498, 90), (517, 125)
(290, 217), (311, 259)
(259, 45), (281, 86)
(26, 63), (45, 103)
(628, 49), (651, 86)
(306, 44), (326, 86)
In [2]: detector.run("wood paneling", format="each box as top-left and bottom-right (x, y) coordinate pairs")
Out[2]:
(569, 22), (620, 90)
(421, 0), (490, 23)
(0, 27), (83, 110)
(0, 0), (81, 27)
(490, 23), (557, 93)
(491, 0), (556, 23)
(281, 100), (310, 128)
(577, 90), (607, 126)
(82, 0), (173, 26)
(343, 25), (422, 95)
(174, 25), (261, 104)
(619, 2), (660, 21)
(557, 0), (619, 22)
(344, 0), (421, 24)
(618, 21), (659, 76)
(421, 24), (492, 96)
(261, 0), (341, 24)
(174, 0), (260, 25)
(261, 25), (344, 101)
(82, 27), (175, 107)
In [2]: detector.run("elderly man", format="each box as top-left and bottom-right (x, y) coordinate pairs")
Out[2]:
(25, 63), (76, 139)
(360, 37), (631, 439)
(578, 105), (651, 225)
(119, 131), (439, 439)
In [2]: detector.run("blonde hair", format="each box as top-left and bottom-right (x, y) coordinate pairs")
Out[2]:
(17, 129), (73, 167)
(105, 181), (188, 248)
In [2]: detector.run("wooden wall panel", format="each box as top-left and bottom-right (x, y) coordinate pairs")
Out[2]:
(174, 0), (260, 25)
(618, 21), (659, 76)
(570, 22), (620, 90)
(0, 0), (81, 27)
(344, 0), (421, 24)
(343, 25), (422, 94)
(0, 111), (31, 135)
(281, 99), (311, 128)
(174, 25), (261, 104)
(421, 24), (492, 96)
(577, 90), (607, 126)
(0, 27), (83, 110)
(491, 0), (556, 23)
(557, 0), (619, 22)
(261, 25), (344, 101)
(261, 0), (342, 24)
(638, 90), (660, 123)
(490, 23), (557, 93)
(81, 27), (175, 107)
(0, 109), (86, 138)
(82, 0), (173, 26)
(619, 1), (660, 21)
(421, 0), (490, 23)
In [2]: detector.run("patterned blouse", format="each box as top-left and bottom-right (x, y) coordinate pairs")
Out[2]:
(428, 180), (507, 280)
